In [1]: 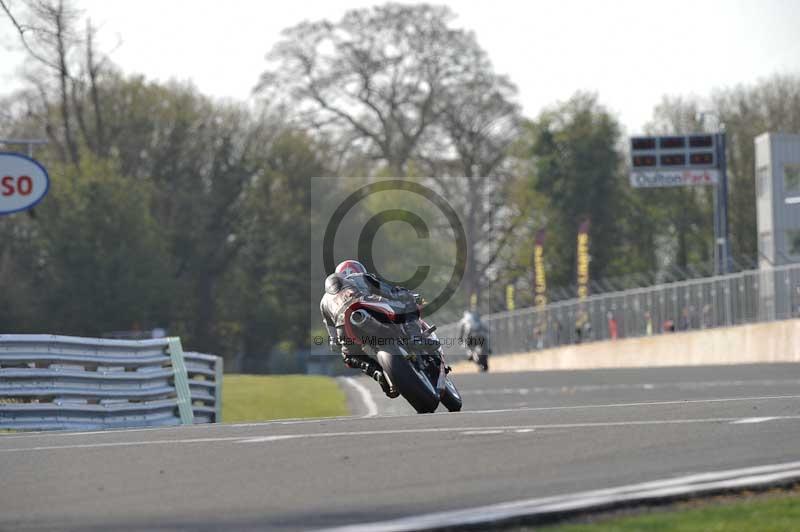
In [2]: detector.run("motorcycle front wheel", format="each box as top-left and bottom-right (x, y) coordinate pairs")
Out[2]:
(377, 347), (439, 414)
(440, 377), (462, 412)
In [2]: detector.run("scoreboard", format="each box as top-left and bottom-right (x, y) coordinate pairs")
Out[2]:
(629, 134), (719, 188)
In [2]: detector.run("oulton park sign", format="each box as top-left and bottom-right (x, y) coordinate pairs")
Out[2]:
(630, 168), (720, 188)
(629, 134), (720, 189)
(0, 152), (50, 215)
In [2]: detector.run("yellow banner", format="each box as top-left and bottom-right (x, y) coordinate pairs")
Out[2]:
(506, 284), (515, 311)
(577, 219), (590, 299)
(533, 229), (547, 307)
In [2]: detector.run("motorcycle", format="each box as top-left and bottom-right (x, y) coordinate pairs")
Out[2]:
(342, 296), (462, 413)
(467, 339), (489, 373)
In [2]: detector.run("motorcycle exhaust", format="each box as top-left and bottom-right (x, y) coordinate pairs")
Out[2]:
(350, 309), (369, 327)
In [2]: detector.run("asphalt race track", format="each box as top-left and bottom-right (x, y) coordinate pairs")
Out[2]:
(3, 363), (800, 531)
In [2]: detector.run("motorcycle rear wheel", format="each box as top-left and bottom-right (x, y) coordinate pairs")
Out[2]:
(377, 347), (439, 414)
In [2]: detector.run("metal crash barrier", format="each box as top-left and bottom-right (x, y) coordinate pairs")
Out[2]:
(0, 335), (222, 431)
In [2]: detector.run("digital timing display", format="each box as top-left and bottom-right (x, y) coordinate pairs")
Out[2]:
(659, 136), (685, 149)
(689, 152), (714, 165)
(689, 135), (714, 148)
(631, 138), (656, 151)
(660, 154), (686, 166)
(632, 155), (657, 167)
(630, 135), (718, 171)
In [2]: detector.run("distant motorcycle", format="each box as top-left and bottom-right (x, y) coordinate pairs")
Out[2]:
(342, 296), (462, 413)
(467, 340), (489, 373)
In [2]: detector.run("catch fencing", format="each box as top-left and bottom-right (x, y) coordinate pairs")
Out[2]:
(0, 335), (222, 431)
(438, 263), (800, 357)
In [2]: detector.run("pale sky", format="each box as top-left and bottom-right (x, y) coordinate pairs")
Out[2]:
(1, 0), (799, 134)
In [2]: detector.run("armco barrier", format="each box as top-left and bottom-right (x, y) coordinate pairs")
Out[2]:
(0, 335), (222, 431)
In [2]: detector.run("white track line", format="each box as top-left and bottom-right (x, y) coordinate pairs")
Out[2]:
(312, 461), (800, 532)
(0, 416), (340, 440)
(235, 416), (800, 443)
(4, 394), (798, 443)
(464, 394), (800, 416)
(340, 377), (379, 418)
(5, 414), (797, 453)
(467, 379), (800, 396)
(731, 416), (781, 424)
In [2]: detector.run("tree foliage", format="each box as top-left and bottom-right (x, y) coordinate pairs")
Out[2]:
(523, 93), (638, 290)
(2, 1), (798, 367)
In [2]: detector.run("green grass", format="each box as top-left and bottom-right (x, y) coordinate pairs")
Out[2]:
(221, 374), (349, 423)
(543, 492), (800, 532)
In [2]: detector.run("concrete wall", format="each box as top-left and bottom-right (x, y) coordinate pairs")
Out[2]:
(451, 319), (800, 374)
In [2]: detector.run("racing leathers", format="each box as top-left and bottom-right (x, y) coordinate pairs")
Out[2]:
(319, 273), (436, 396)
(320, 273), (398, 396)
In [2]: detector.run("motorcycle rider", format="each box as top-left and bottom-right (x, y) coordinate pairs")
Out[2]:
(320, 260), (436, 398)
(458, 309), (492, 366)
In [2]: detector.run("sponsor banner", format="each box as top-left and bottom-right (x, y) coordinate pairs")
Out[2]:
(630, 169), (720, 188)
(533, 229), (547, 308)
(576, 219), (590, 299)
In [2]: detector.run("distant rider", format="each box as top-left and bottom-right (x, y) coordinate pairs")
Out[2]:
(458, 310), (491, 363)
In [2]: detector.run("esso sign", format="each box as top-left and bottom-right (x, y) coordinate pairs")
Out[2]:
(0, 153), (50, 215)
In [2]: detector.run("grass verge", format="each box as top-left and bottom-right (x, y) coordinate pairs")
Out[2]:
(541, 489), (800, 532)
(221, 374), (349, 423)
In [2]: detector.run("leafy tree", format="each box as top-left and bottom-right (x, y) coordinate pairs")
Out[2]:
(523, 92), (634, 290)
(646, 75), (800, 269)
(713, 75), (800, 261)
(643, 96), (714, 276)
(0, 153), (170, 335)
(227, 130), (328, 371)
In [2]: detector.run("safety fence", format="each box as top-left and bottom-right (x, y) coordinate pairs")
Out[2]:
(437, 263), (800, 357)
(0, 335), (222, 431)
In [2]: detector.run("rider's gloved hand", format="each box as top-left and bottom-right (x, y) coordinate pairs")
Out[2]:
(329, 337), (341, 353)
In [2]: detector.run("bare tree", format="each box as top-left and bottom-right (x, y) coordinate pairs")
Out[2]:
(257, 2), (525, 304)
(256, 3), (491, 175)
(1, 0), (113, 163)
(2, 0), (82, 164)
(422, 69), (523, 305)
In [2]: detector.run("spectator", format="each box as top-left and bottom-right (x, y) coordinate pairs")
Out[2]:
(532, 323), (544, 350)
(678, 307), (691, 331)
(662, 319), (675, 333)
(702, 304), (713, 329)
(793, 286), (800, 317)
(539, 320), (547, 349)
(689, 305), (700, 329)
(554, 319), (563, 346)
(607, 311), (618, 340)
(575, 308), (591, 344)
(644, 311), (653, 336)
